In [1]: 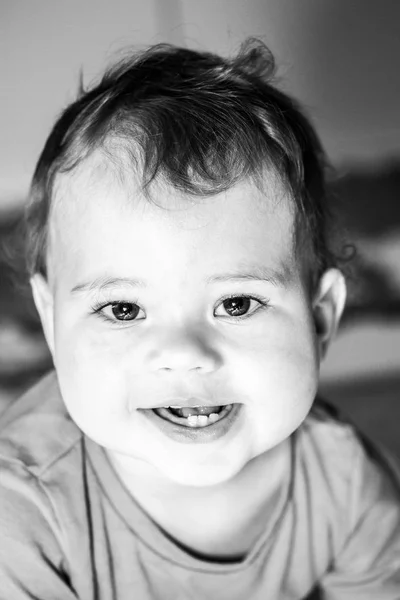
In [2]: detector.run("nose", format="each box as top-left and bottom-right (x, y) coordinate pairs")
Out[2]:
(147, 327), (222, 374)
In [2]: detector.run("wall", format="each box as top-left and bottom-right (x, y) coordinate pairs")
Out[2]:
(2, 0), (400, 208)
(0, 0), (165, 207)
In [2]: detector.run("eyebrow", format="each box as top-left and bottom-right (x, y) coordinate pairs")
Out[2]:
(71, 276), (146, 294)
(206, 265), (290, 287)
(70, 265), (290, 294)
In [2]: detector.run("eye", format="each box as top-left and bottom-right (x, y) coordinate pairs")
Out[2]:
(214, 295), (268, 319)
(93, 301), (144, 323)
(110, 302), (141, 321)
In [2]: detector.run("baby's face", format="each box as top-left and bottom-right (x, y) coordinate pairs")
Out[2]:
(36, 155), (322, 487)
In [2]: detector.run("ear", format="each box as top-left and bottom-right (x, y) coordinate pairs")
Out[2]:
(312, 268), (346, 360)
(30, 274), (55, 359)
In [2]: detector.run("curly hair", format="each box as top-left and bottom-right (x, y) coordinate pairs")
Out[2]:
(25, 39), (338, 286)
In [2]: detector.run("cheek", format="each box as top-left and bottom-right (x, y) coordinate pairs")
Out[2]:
(236, 342), (318, 405)
(53, 323), (136, 419)
(230, 320), (319, 444)
(56, 317), (135, 371)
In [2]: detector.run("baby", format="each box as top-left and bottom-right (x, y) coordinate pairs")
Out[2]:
(1, 40), (400, 599)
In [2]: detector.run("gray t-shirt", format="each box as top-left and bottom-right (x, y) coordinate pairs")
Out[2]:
(0, 372), (399, 599)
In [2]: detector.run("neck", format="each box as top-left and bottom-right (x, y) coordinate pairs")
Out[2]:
(106, 439), (292, 560)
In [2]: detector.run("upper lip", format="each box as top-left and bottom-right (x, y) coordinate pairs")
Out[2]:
(151, 397), (227, 409)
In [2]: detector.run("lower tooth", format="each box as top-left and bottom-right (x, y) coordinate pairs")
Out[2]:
(208, 412), (219, 424)
(197, 415), (208, 427)
(187, 413), (221, 428)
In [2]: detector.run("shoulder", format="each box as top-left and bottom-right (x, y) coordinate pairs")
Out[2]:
(0, 371), (82, 479)
(0, 374), (85, 584)
(297, 398), (400, 530)
(298, 399), (364, 483)
(0, 375), (81, 597)
(300, 398), (364, 467)
(301, 398), (400, 483)
(297, 408), (400, 591)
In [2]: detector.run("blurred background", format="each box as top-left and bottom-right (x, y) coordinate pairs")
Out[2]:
(1, 0), (399, 455)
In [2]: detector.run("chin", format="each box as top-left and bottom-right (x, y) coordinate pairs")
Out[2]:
(167, 470), (238, 488)
(157, 455), (247, 488)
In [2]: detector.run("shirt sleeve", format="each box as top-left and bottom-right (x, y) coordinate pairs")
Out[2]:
(0, 459), (78, 600)
(319, 434), (400, 599)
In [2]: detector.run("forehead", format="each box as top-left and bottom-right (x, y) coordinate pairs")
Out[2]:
(49, 151), (297, 286)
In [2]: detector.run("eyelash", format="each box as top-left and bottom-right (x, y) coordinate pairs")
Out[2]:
(90, 294), (270, 326)
(91, 298), (143, 326)
(216, 294), (270, 321)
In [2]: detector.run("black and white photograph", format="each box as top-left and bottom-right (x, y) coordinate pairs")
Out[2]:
(1, 1), (400, 598)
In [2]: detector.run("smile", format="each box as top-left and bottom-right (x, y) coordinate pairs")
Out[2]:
(140, 403), (242, 443)
(153, 404), (233, 428)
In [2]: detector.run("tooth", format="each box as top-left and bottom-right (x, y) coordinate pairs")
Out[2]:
(208, 413), (219, 423)
(197, 415), (208, 427)
(187, 415), (199, 427)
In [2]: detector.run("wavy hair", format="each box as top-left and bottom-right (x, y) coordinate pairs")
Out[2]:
(25, 39), (338, 286)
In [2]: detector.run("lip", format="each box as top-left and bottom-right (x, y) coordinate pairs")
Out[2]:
(139, 403), (243, 444)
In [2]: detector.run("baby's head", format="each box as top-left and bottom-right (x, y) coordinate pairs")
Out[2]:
(27, 41), (346, 487)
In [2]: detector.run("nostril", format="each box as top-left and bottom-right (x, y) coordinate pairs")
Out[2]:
(158, 364), (203, 373)
(147, 331), (221, 373)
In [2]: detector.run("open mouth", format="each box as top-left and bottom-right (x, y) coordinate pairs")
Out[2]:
(152, 404), (234, 428)
(141, 402), (242, 443)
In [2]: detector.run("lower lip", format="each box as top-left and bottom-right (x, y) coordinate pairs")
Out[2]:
(140, 403), (243, 444)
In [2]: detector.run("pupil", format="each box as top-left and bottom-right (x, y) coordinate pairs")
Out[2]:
(112, 303), (139, 321)
(224, 297), (250, 316)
